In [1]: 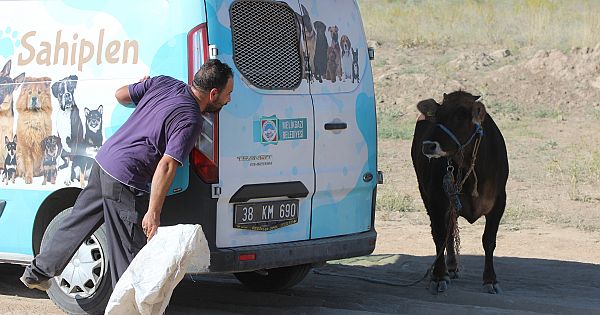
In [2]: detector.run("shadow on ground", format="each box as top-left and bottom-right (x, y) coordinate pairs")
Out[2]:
(2, 254), (599, 314)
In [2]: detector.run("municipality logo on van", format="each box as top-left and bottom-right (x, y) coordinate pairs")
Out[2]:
(255, 116), (307, 145)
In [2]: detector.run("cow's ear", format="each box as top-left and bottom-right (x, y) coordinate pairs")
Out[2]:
(417, 99), (439, 118)
(472, 101), (487, 124)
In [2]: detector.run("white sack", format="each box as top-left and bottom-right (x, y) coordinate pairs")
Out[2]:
(105, 224), (210, 315)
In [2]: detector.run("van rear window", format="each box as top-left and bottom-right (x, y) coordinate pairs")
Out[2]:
(230, 0), (302, 90)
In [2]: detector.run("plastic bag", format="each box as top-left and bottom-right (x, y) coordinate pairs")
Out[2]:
(105, 224), (210, 315)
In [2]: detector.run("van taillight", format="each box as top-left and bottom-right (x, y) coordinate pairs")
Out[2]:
(188, 23), (218, 183)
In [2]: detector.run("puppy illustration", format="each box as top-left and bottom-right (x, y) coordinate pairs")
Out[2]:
(67, 105), (102, 188)
(297, 5), (316, 82)
(3, 135), (17, 184)
(16, 77), (53, 184)
(313, 21), (328, 83)
(340, 35), (353, 81)
(326, 46), (338, 83)
(41, 135), (62, 185)
(328, 25), (342, 81)
(51, 75), (84, 170)
(84, 105), (103, 150)
(352, 48), (360, 83)
(0, 60), (25, 166)
(69, 155), (94, 188)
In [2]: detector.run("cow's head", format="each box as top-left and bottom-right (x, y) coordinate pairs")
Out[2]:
(418, 91), (486, 160)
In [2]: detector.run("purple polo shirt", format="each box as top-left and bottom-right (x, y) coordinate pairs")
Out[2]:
(95, 75), (202, 192)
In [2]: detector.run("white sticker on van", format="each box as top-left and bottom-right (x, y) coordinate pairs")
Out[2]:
(253, 116), (308, 144)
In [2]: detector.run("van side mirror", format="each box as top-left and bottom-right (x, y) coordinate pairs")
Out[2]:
(368, 47), (375, 60)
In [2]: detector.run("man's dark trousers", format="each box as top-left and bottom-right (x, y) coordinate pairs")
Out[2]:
(23, 162), (149, 288)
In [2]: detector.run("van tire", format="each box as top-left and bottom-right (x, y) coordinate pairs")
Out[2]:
(234, 264), (311, 291)
(43, 208), (112, 315)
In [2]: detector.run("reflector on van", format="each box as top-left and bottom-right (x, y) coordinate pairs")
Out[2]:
(187, 23), (219, 183)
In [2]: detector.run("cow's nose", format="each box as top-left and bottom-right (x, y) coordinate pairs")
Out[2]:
(422, 141), (438, 155)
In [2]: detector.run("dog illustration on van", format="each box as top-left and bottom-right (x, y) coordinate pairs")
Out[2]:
(51, 74), (84, 171)
(0, 60), (25, 169)
(41, 135), (62, 185)
(340, 35), (353, 81)
(16, 77), (53, 184)
(3, 135), (17, 184)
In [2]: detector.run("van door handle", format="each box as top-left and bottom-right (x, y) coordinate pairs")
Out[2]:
(324, 122), (347, 130)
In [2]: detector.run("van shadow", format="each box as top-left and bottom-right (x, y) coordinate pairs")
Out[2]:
(0, 264), (49, 299)
(165, 254), (600, 314)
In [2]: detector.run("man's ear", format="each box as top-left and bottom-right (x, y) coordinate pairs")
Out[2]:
(416, 99), (439, 118)
(209, 88), (219, 101)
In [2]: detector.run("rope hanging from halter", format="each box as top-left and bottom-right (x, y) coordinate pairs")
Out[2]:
(438, 122), (484, 271)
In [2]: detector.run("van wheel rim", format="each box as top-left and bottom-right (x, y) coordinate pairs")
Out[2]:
(56, 235), (105, 298)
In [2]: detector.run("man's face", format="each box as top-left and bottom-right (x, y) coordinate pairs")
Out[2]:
(205, 77), (234, 113)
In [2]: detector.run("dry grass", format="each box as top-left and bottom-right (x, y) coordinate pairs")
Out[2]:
(358, 0), (600, 50)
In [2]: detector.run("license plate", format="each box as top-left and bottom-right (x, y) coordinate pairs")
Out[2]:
(234, 199), (299, 231)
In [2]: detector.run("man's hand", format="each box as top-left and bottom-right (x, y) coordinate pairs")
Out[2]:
(143, 155), (179, 241)
(142, 211), (160, 241)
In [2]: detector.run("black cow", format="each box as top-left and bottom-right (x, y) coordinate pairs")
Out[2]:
(411, 91), (509, 294)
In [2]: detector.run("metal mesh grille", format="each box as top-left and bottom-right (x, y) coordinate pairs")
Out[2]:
(230, 0), (302, 90)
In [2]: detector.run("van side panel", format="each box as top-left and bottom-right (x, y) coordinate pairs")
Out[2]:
(0, 191), (51, 256)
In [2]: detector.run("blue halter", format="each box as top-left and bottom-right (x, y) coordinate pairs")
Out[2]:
(436, 123), (483, 151)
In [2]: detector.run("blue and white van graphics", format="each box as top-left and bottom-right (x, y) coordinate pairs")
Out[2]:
(1, 0), (378, 312)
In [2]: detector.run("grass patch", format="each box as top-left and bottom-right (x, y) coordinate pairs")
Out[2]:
(358, 0), (600, 50)
(377, 190), (420, 213)
(501, 204), (534, 226)
(377, 112), (414, 140)
(486, 100), (521, 116)
(534, 108), (564, 119)
(546, 150), (600, 201)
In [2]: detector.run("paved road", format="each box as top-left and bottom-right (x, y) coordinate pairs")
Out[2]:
(2, 254), (600, 314)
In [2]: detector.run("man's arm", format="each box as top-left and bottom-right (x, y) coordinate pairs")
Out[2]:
(114, 85), (132, 105)
(115, 76), (150, 105)
(141, 155), (179, 240)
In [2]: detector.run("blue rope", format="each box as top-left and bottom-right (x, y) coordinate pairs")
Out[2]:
(436, 123), (483, 151)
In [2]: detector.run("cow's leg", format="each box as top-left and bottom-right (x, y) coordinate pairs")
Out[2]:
(428, 208), (450, 294)
(446, 236), (459, 279)
(482, 191), (506, 294)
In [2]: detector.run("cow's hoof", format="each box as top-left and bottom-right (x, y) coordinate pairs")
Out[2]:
(448, 270), (460, 279)
(428, 277), (450, 294)
(482, 283), (502, 294)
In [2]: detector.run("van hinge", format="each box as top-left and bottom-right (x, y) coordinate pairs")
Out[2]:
(211, 184), (221, 198)
(209, 45), (218, 59)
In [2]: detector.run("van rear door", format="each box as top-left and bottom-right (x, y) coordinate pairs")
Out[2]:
(204, 0), (316, 248)
(299, 0), (378, 239)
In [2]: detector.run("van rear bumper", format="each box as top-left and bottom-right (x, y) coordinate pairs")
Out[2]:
(207, 230), (377, 273)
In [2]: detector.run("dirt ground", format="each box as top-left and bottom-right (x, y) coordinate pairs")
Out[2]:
(2, 45), (600, 313)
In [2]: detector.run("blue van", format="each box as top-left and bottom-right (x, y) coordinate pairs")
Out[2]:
(0, 0), (379, 313)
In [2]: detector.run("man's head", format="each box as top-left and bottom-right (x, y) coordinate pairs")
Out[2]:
(192, 59), (234, 112)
